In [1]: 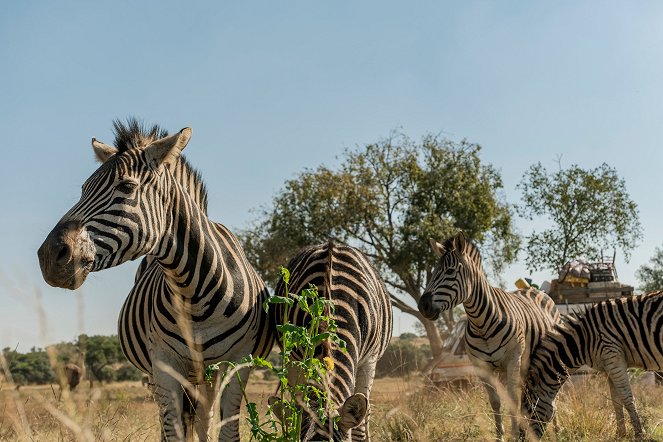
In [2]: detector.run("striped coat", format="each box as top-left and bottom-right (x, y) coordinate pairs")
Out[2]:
(523, 291), (663, 441)
(418, 232), (560, 441)
(271, 242), (393, 441)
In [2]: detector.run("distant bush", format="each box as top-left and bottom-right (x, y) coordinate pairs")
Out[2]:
(115, 364), (143, 381)
(375, 340), (431, 378)
(2, 347), (55, 385)
(399, 332), (418, 340)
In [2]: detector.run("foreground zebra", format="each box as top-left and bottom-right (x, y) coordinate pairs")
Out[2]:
(417, 232), (560, 441)
(522, 291), (663, 441)
(270, 242), (393, 441)
(38, 120), (274, 441)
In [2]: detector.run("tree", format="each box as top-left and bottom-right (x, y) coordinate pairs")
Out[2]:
(516, 162), (642, 273)
(636, 246), (663, 292)
(241, 133), (519, 360)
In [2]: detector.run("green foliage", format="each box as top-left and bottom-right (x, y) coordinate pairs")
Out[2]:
(636, 246), (663, 292)
(207, 267), (346, 441)
(398, 332), (418, 340)
(375, 340), (431, 378)
(517, 162), (642, 273)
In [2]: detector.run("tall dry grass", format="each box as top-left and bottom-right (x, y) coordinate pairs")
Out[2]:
(3, 372), (663, 441)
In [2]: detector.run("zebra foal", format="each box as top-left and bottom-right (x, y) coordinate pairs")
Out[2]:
(38, 120), (274, 441)
(417, 232), (560, 441)
(522, 291), (663, 441)
(270, 242), (393, 441)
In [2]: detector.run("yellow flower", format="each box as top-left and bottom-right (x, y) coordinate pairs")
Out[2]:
(323, 356), (335, 371)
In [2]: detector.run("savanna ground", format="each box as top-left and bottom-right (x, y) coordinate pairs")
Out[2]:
(2, 372), (663, 442)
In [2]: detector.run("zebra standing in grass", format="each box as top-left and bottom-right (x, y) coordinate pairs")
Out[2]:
(417, 232), (560, 441)
(38, 120), (274, 442)
(270, 241), (393, 441)
(522, 291), (663, 441)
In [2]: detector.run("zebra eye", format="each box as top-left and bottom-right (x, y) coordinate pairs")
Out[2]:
(116, 181), (138, 194)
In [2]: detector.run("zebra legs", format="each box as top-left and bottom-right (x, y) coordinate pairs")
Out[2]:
(605, 357), (644, 441)
(152, 358), (187, 441)
(352, 358), (378, 441)
(607, 377), (627, 438)
(193, 382), (217, 442)
(218, 365), (249, 442)
(483, 381), (504, 441)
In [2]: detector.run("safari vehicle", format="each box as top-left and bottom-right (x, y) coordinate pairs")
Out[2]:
(547, 255), (633, 306)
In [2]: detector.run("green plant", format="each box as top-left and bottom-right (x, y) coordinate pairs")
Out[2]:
(207, 267), (346, 441)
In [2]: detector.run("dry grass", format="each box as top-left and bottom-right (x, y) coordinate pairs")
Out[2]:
(2, 373), (663, 441)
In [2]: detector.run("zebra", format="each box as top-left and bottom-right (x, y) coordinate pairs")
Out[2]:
(417, 232), (560, 441)
(269, 241), (393, 441)
(522, 291), (663, 441)
(37, 120), (274, 441)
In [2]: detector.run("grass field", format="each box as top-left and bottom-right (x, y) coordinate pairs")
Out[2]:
(2, 373), (663, 441)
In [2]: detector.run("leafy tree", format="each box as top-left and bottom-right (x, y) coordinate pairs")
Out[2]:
(241, 133), (519, 360)
(636, 246), (663, 292)
(516, 162), (642, 272)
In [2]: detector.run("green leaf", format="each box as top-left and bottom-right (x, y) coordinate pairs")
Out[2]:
(267, 296), (294, 307)
(279, 266), (290, 285)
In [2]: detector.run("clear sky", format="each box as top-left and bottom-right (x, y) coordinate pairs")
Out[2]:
(3, 1), (663, 351)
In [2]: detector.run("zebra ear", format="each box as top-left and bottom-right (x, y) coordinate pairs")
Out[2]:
(91, 138), (118, 163)
(429, 238), (446, 257)
(144, 127), (192, 171)
(453, 231), (468, 252)
(338, 393), (368, 431)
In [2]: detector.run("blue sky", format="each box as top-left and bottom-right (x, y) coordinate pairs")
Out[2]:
(2, 1), (663, 350)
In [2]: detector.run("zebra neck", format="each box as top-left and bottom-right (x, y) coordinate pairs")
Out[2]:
(153, 191), (228, 301)
(551, 324), (587, 370)
(464, 276), (499, 332)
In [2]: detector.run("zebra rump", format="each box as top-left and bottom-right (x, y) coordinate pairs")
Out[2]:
(270, 241), (393, 442)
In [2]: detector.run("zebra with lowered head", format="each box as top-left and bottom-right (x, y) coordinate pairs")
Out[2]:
(522, 291), (663, 441)
(417, 232), (560, 441)
(269, 241), (393, 441)
(37, 120), (274, 441)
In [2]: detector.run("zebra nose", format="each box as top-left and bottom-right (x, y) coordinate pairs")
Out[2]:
(55, 243), (72, 265)
(418, 293), (437, 319)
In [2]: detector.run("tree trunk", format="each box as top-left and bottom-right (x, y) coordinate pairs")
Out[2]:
(420, 317), (445, 371)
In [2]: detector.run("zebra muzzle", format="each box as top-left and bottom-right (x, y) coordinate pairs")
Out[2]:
(418, 292), (440, 320)
(38, 220), (95, 290)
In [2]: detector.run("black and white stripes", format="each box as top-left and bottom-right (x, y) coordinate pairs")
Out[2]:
(523, 291), (663, 441)
(272, 242), (393, 441)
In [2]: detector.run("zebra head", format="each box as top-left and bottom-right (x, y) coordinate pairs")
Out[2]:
(418, 231), (478, 320)
(521, 373), (556, 440)
(269, 393), (368, 441)
(38, 122), (192, 289)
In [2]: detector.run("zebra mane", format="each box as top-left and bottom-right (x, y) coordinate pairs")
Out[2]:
(111, 118), (209, 212)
